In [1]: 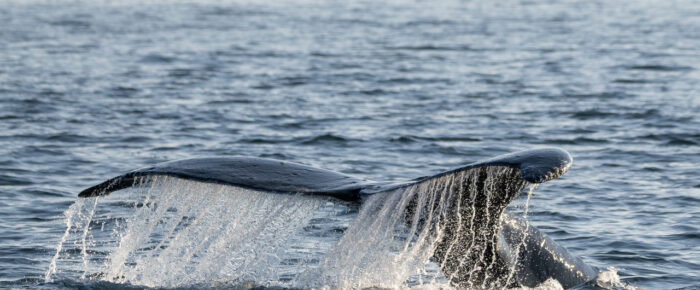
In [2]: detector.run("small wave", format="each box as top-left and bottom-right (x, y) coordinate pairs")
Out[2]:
(569, 109), (619, 119)
(299, 133), (357, 145)
(672, 285), (700, 290)
(38, 89), (66, 97)
(168, 68), (195, 78)
(386, 44), (472, 51)
(358, 88), (389, 95)
(390, 135), (482, 143)
(0, 114), (21, 120)
(49, 19), (92, 29)
(624, 65), (693, 72)
(597, 250), (666, 263)
(258, 153), (289, 160)
(0, 174), (34, 186)
(540, 137), (609, 145)
(199, 6), (275, 18)
(46, 133), (90, 143)
(118, 136), (153, 143)
(240, 137), (294, 144)
(564, 92), (633, 99)
(665, 138), (699, 146)
(627, 108), (661, 119)
(275, 76), (310, 87)
(567, 108), (666, 121)
(140, 53), (176, 64)
(613, 79), (651, 84)
(664, 232), (700, 241)
(402, 19), (458, 26)
(23, 188), (66, 198)
(206, 98), (254, 105)
(106, 86), (140, 98)
(251, 83), (275, 90)
(529, 210), (581, 221)
(377, 77), (453, 85)
(639, 133), (700, 146)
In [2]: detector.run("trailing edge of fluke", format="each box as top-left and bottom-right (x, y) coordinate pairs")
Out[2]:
(78, 147), (572, 199)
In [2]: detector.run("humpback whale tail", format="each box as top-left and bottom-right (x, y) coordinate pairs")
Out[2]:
(79, 148), (572, 199)
(76, 148), (596, 288)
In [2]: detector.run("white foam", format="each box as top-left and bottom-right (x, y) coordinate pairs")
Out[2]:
(595, 267), (639, 290)
(507, 278), (564, 290)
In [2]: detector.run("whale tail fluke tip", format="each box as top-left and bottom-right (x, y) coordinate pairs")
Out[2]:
(78, 175), (136, 198)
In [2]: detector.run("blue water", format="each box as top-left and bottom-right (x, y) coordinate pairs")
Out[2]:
(1, 0), (698, 289)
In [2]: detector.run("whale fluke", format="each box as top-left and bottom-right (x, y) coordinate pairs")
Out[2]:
(78, 157), (367, 200)
(77, 148), (592, 288)
(79, 148), (572, 200)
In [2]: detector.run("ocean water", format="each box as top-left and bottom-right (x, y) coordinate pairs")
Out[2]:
(0, 0), (698, 289)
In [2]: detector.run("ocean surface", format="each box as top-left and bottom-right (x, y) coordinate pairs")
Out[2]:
(1, 0), (698, 289)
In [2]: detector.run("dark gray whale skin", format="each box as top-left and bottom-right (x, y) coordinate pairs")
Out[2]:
(78, 148), (597, 288)
(79, 156), (367, 200)
(499, 215), (599, 288)
(79, 148), (571, 199)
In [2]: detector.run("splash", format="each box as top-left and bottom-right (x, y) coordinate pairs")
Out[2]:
(508, 278), (564, 290)
(47, 166), (543, 289)
(595, 268), (639, 290)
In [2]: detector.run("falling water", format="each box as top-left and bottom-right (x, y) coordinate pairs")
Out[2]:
(504, 184), (538, 287)
(46, 166), (546, 289)
(45, 176), (325, 288)
(299, 166), (528, 289)
(45, 197), (98, 282)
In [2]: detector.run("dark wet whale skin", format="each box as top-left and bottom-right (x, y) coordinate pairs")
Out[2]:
(79, 148), (571, 198)
(79, 148), (596, 288)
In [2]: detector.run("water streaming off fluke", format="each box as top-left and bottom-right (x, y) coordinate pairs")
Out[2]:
(46, 176), (327, 287)
(47, 167), (561, 289)
(302, 166), (529, 289)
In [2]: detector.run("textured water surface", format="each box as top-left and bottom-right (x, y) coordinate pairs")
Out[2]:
(0, 0), (698, 289)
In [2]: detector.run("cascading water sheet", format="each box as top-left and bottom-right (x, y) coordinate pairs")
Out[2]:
(303, 166), (530, 289)
(46, 168), (578, 289)
(46, 176), (326, 288)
